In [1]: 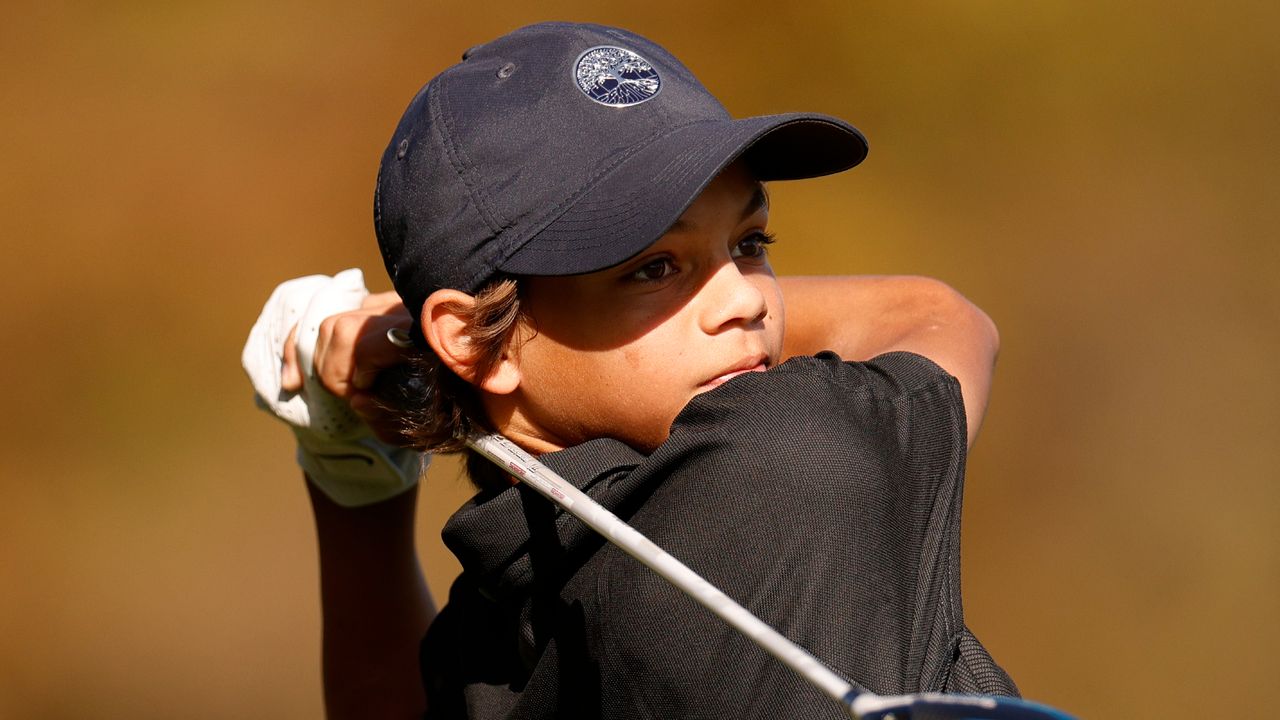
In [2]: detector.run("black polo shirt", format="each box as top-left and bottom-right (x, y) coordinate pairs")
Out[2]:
(422, 352), (1017, 719)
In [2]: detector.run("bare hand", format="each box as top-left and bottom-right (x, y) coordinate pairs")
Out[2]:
(282, 291), (414, 444)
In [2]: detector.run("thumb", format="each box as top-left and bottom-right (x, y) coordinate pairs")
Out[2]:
(282, 323), (303, 391)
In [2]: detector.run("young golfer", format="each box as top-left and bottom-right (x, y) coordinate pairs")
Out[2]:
(244, 21), (1014, 719)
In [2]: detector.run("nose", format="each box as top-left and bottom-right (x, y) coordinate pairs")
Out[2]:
(698, 260), (769, 334)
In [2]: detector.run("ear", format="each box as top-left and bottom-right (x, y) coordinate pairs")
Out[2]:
(420, 289), (521, 395)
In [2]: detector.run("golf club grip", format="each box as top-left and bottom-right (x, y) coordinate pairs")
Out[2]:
(466, 432), (861, 714)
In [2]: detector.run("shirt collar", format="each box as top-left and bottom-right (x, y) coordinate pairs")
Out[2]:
(441, 437), (645, 604)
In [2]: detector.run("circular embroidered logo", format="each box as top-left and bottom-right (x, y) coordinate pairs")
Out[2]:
(573, 46), (661, 107)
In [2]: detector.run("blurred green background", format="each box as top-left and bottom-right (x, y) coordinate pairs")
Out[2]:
(2, 1), (1276, 717)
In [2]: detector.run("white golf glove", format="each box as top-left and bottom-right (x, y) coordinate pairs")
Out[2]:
(242, 268), (427, 506)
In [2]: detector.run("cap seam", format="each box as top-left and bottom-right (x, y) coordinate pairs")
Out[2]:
(458, 117), (718, 291)
(372, 167), (394, 275)
(488, 117), (724, 266)
(431, 72), (511, 237)
(601, 26), (675, 126)
(527, 133), (725, 247)
(509, 118), (781, 256)
(377, 23), (867, 301)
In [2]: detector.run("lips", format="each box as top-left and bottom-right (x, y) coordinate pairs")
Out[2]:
(701, 355), (769, 389)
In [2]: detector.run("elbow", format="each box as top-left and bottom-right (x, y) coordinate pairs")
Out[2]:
(916, 275), (997, 335)
(909, 275), (1000, 363)
(906, 277), (999, 448)
(970, 293), (1000, 364)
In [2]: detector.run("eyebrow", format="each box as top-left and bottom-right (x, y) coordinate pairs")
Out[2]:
(743, 183), (769, 219)
(668, 181), (768, 232)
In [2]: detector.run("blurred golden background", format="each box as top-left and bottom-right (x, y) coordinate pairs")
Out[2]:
(2, 1), (1276, 717)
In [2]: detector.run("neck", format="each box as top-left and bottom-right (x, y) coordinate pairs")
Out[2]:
(479, 393), (567, 456)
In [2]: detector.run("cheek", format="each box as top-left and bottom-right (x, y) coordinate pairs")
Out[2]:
(517, 337), (655, 421)
(582, 347), (693, 447)
(757, 277), (786, 353)
(621, 342), (670, 373)
(771, 290), (785, 339)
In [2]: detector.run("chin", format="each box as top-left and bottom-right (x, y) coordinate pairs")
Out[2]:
(610, 419), (674, 454)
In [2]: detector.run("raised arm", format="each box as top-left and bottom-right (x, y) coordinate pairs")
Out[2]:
(779, 275), (1000, 448)
(287, 290), (433, 718)
(246, 274), (433, 718)
(307, 482), (432, 718)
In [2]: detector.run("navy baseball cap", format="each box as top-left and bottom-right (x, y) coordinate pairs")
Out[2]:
(374, 21), (868, 333)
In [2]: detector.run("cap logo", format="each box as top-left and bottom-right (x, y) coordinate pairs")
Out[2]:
(573, 46), (661, 107)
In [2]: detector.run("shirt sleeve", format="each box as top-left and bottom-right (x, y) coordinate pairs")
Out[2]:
(587, 351), (1002, 717)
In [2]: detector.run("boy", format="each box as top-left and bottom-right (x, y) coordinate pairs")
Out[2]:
(245, 21), (1012, 718)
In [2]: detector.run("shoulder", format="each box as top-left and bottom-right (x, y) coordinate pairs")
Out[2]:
(637, 350), (970, 558)
(776, 350), (962, 398)
(595, 351), (977, 698)
(645, 350), (968, 526)
(670, 350), (965, 449)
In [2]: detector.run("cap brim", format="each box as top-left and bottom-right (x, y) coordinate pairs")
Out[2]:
(496, 113), (867, 277)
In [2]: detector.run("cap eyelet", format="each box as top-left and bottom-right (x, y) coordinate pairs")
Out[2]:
(396, 138), (409, 159)
(497, 62), (516, 79)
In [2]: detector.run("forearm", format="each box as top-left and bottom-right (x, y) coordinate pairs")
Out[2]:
(779, 275), (999, 447)
(779, 275), (991, 359)
(309, 480), (433, 718)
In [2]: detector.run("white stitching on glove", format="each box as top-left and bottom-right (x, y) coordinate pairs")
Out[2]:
(242, 268), (427, 506)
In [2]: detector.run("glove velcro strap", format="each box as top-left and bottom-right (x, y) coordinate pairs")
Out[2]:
(294, 431), (427, 507)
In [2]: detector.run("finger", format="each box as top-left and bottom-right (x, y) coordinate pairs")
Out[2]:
(351, 316), (415, 391)
(313, 302), (417, 398)
(313, 313), (360, 398)
(282, 323), (303, 392)
(361, 291), (408, 314)
(315, 311), (411, 397)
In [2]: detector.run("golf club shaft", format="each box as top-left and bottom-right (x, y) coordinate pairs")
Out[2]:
(466, 432), (860, 715)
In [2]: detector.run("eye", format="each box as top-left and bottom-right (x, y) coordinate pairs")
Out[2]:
(731, 231), (776, 260)
(628, 256), (678, 283)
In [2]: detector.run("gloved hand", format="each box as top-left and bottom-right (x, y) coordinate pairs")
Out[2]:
(242, 268), (427, 506)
